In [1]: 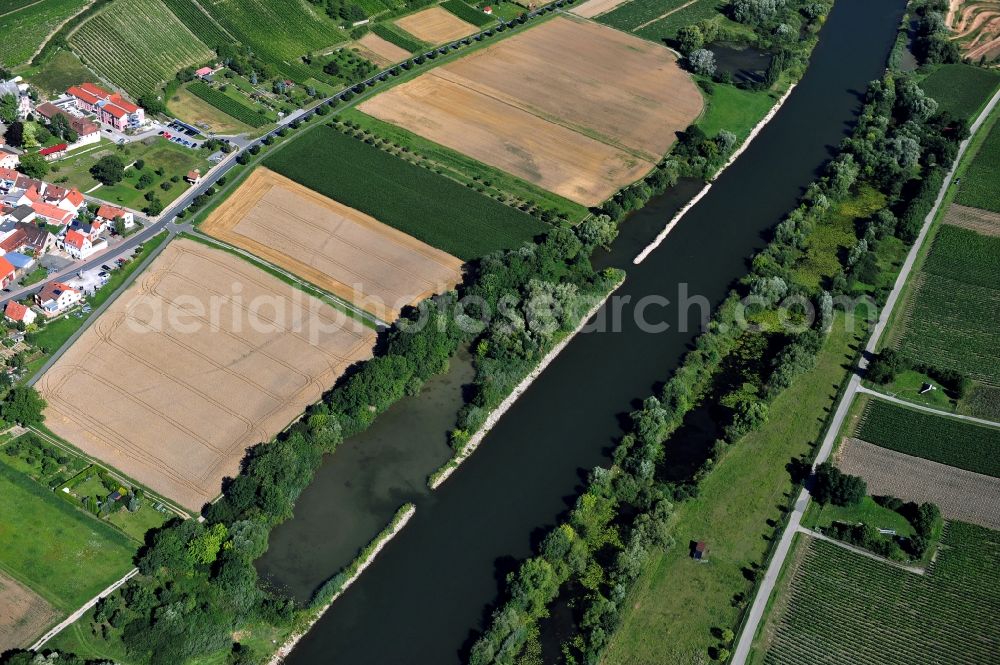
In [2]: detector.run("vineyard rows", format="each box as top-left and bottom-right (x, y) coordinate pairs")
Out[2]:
(764, 523), (1000, 665)
(160, 0), (234, 50)
(371, 23), (426, 53)
(0, 0), (88, 67)
(634, 0), (725, 41)
(856, 399), (1000, 477)
(598, 0), (693, 31)
(895, 224), (1000, 384)
(441, 0), (497, 27)
(956, 111), (1000, 213)
(188, 82), (268, 127)
(198, 0), (347, 81)
(69, 0), (213, 96)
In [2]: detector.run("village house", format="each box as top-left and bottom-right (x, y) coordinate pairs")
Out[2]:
(30, 201), (74, 228)
(96, 204), (134, 230)
(66, 82), (145, 131)
(63, 229), (97, 259)
(0, 255), (14, 289)
(185, 169), (202, 185)
(42, 185), (86, 213)
(0, 147), (19, 170)
(0, 168), (17, 190)
(2, 204), (36, 225)
(4, 300), (37, 327)
(0, 222), (57, 256)
(35, 281), (82, 317)
(34, 102), (102, 147)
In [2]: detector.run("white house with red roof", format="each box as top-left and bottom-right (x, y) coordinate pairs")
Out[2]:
(0, 148), (18, 170)
(63, 229), (96, 259)
(96, 204), (134, 230)
(4, 300), (36, 326)
(44, 185), (86, 213)
(35, 281), (82, 317)
(30, 201), (74, 228)
(66, 82), (145, 131)
(0, 256), (15, 289)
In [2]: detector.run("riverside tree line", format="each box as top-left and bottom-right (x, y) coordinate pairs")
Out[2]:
(467, 64), (969, 665)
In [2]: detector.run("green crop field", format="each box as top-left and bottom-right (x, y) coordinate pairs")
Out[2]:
(160, 0), (234, 50)
(441, 0), (496, 26)
(598, 0), (693, 32)
(371, 23), (427, 53)
(759, 522), (1000, 665)
(895, 225), (1000, 384)
(920, 64), (1000, 121)
(188, 81), (269, 127)
(856, 399), (1000, 477)
(0, 0), (88, 67)
(265, 125), (546, 259)
(0, 460), (135, 611)
(956, 114), (1000, 213)
(195, 0), (348, 82)
(69, 0), (213, 97)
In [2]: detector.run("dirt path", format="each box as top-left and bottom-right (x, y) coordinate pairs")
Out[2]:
(796, 528), (926, 575)
(634, 0), (701, 31)
(29, 568), (138, 651)
(27, 0), (97, 64)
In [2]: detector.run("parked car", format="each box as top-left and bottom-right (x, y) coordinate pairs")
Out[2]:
(101, 264), (112, 271)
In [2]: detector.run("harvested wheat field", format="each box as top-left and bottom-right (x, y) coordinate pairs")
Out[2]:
(394, 6), (477, 44)
(944, 202), (1000, 237)
(37, 239), (376, 511)
(570, 0), (633, 19)
(353, 33), (411, 67)
(838, 437), (1000, 530)
(359, 15), (702, 206)
(201, 168), (464, 321)
(0, 573), (58, 653)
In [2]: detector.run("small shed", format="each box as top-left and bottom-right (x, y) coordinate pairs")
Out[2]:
(692, 541), (709, 561)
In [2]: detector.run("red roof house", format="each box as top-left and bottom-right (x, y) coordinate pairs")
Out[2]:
(0, 256), (14, 288)
(4, 300), (36, 325)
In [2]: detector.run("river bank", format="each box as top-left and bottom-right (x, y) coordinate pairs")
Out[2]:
(266, 504), (416, 665)
(428, 276), (627, 489)
(633, 82), (797, 265)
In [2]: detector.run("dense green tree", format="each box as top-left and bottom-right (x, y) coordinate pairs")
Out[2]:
(1, 386), (46, 426)
(90, 154), (126, 185)
(16, 152), (48, 179)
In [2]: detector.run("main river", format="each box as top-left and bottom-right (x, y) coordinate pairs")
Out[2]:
(262, 0), (906, 661)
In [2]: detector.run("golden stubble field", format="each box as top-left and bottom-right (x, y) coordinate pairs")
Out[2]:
(0, 572), (58, 653)
(201, 168), (465, 322)
(358, 15), (703, 206)
(394, 6), (478, 44)
(37, 239), (376, 511)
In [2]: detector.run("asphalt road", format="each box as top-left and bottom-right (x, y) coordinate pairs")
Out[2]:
(729, 86), (1000, 665)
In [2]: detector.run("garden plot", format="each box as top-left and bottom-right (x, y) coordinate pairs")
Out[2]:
(201, 168), (465, 322)
(37, 239), (377, 511)
(359, 15), (702, 205)
(0, 572), (58, 653)
(394, 6), (477, 44)
(838, 437), (1000, 530)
